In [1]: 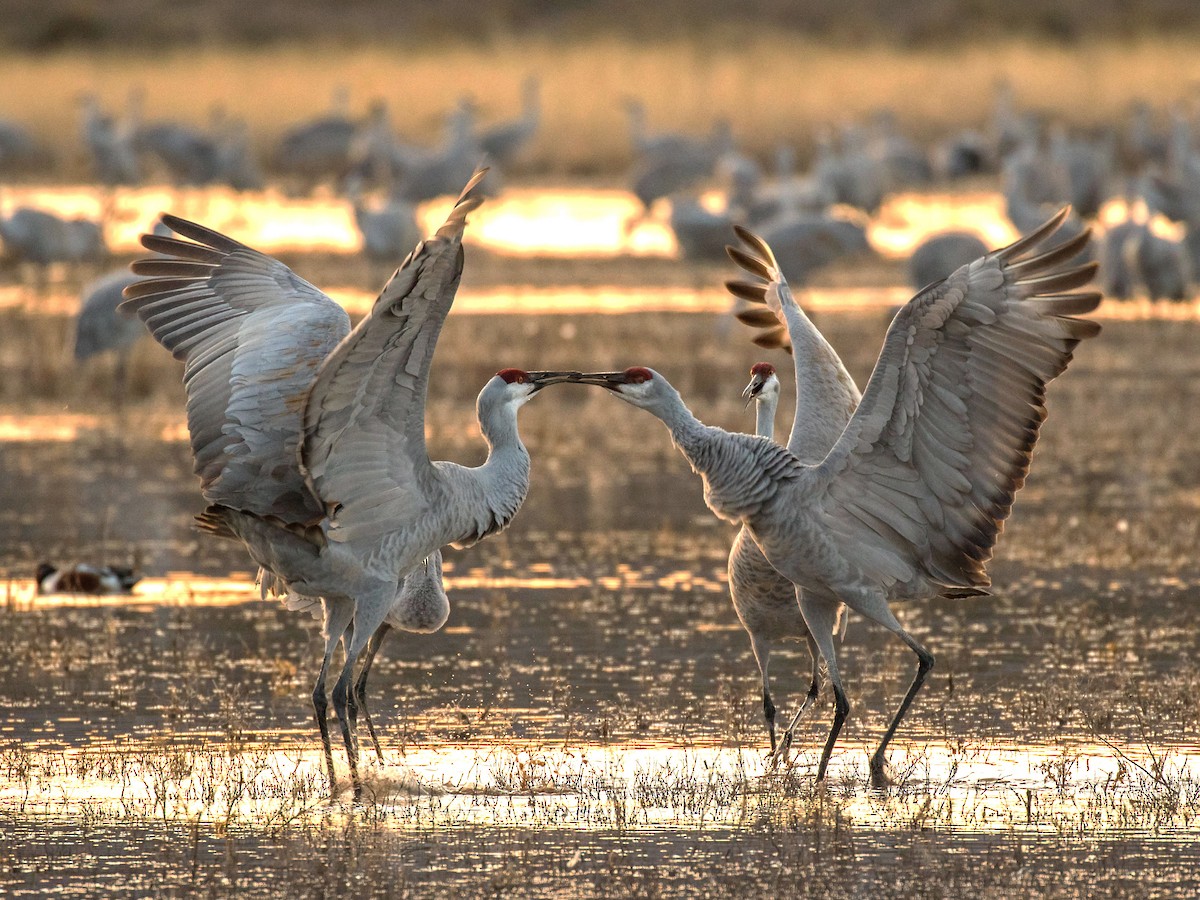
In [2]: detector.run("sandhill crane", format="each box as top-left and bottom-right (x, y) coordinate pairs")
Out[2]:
(630, 120), (734, 214)
(724, 226), (861, 755)
(812, 128), (886, 216)
(74, 222), (172, 402)
(127, 89), (223, 187)
(1, 207), (107, 289)
(119, 170), (577, 798)
(279, 552), (447, 762)
(754, 213), (870, 286)
(908, 232), (989, 290)
(78, 94), (139, 187)
(668, 197), (736, 262)
(394, 101), (496, 204)
(478, 75), (541, 169)
(346, 176), (422, 264)
(274, 86), (357, 191)
(570, 209), (1100, 786)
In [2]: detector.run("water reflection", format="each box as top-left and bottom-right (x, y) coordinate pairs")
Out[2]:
(2, 305), (1199, 893)
(3, 734), (1199, 834)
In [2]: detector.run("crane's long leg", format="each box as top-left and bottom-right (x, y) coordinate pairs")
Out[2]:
(797, 592), (848, 783)
(748, 633), (777, 754)
(315, 598), (355, 796)
(332, 589), (393, 801)
(355, 623), (393, 763)
(869, 624), (934, 790)
(332, 617), (359, 769)
(769, 633), (823, 766)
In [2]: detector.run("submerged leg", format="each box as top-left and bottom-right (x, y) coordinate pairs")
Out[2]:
(770, 633), (824, 765)
(355, 623), (393, 763)
(797, 592), (848, 784)
(749, 633), (777, 754)
(331, 618), (359, 784)
(315, 598), (355, 795)
(333, 588), (394, 801)
(869, 624), (934, 789)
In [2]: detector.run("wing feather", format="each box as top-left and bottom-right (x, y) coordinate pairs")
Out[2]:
(301, 168), (488, 544)
(725, 225), (862, 462)
(812, 208), (1100, 596)
(119, 214), (350, 523)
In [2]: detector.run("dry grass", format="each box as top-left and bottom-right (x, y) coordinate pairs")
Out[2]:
(4, 36), (1200, 176)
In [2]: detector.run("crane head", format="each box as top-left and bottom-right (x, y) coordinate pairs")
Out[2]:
(493, 369), (582, 395)
(480, 369), (580, 419)
(742, 362), (779, 406)
(566, 367), (671, 409)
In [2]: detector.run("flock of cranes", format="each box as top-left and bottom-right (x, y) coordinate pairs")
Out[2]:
(114, 165), (1098, 797)
(0, 73), (1152, 797)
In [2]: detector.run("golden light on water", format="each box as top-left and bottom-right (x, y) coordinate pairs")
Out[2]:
(6, 183), (1022, 260)
(3, 734), (1197, 833)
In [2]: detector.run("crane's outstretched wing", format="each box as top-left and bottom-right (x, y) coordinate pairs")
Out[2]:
(726, 226), (862, 462)
(300, 169), (487, 544)
(811, 209), (1100, 594)
(119, 215), (350, 523)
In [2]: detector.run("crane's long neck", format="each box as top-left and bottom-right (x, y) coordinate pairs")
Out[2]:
(755, 392), (778, 440)
(781, 303), (861, 461)
(455, 397), (531, 547)
(649, 389), (790, 525)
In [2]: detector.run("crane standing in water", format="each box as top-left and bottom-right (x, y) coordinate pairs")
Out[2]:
(571, 210), (1099, 786)
(724, 226), (861, 758)
(120, 170), (577, 799)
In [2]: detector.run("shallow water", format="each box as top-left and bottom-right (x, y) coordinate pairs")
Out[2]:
(2, 185), (1200, 895)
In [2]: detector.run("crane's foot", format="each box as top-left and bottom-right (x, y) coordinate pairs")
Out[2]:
(766, 730), (794, 770)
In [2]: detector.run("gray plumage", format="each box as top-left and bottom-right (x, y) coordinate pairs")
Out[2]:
(274, 88), (356, 188)
(1102, 217), (1191, 301)
(78, 94), (139, 187)
(347, 177), (422, 263)
(753, 213), (870, 286)
(394, 102), (496, 204)
(478, 75), (541, 168)
(574, 209), (1100, 786)
(75, 270), (145, 359)
(724, 226), (862, 756)
(135, 120), (223, 186)
(0, 207), (107, 270)
(908, 231), (989, 290)
(628, 116), (734, 212)
(668, 197), (736, 263)
(119, 169), (570, 798)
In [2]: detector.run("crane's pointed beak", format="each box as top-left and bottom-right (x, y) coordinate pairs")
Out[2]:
(525, 371), (584, 392)
(567, 372), (630, 391)
(742, 374), (767, 407)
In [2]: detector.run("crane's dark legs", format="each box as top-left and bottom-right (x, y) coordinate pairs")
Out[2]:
(772, 634), (824, 764)
(315, 599), (355, 796)
(749, 634), (777, 753)
(330, 618), (361, 796)
(870, 631), (934, 789)
(798, 593), (847, 783)
(355, 623), (393, 763)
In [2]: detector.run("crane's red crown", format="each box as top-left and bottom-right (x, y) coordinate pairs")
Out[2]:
(750, 362), (775, 377)
(624, 367), (654, 384)
(496, 368), (529, 384)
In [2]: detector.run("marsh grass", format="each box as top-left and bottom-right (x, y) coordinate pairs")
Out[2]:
(4, 37), (1200, 177)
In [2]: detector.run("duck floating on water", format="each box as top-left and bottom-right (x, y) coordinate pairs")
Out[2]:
(36, 562), (141, 595)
